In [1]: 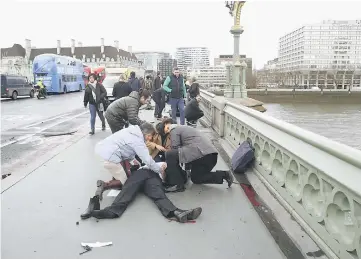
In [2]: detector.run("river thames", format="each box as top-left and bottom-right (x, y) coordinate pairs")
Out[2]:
(264, 103), (361, 150)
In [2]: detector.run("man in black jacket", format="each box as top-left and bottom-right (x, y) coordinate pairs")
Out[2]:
(152, 87), (166, 119)
(185, 96), (204, 127)
(112, 74), (132, 100)
(84, 73), (107, 135)
(128, 72), (141, 92)
(153, 71), (162, 91)
(189, 76), (200, 99)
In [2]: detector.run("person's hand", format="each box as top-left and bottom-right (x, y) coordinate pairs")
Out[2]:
(156, 145), (166, 152)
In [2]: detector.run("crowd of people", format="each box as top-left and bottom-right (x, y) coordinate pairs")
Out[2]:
(81, 68), (233, 223)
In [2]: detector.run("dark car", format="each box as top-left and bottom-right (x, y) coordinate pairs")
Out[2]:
(1, 74), (35, 100)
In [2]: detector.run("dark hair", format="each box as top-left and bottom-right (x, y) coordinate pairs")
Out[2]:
(162, 117), (175, 125)
(157, 71), (161, 76)
(88, 73), (97, 80)
(139, 122), (156, 135)
(138, 88), (151, 99)
(130, 71), (135, 77)
(173, 67), (179, 71)
(155, 122), (163, 135)
(146, 75), (150, 80)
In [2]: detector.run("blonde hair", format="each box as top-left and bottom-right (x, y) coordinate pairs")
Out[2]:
(119, 74), (128, 82)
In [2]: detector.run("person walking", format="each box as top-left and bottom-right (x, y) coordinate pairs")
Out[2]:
(83, 73), (107, 135)
(188, 76), (200, 99)
(163, 67), (186, 125)
(112, 74), (132, 100)
(105, 89), (151, 134)
(153, 71), (162, 92)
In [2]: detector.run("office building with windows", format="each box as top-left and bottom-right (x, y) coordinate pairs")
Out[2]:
(134, 52), (170, 71)
(186, 66), (226, 88)
(278, 20), (361, 89)
(176, 47), (210, 72)
(214, 54), (253, 84)
(157, 58), (177, 78)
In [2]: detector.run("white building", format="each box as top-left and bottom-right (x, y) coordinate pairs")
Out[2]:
(176, 47), (210, 72)
(134, 52), (170, 71)
(186, 66), (226, 88)
(278, 20), (361, 89)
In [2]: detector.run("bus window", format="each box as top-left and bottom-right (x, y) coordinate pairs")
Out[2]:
(62, 75), (66, 82)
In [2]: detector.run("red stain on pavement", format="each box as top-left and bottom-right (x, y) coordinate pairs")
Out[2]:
(240, 183), (260, 207)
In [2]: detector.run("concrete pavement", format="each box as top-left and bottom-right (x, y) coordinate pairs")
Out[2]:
(1, 109), (285, 259)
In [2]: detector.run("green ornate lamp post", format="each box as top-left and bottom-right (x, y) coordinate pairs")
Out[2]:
(225, 1), (246, 98)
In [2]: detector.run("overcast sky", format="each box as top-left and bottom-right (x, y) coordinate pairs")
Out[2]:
(1, 0), (360, 68)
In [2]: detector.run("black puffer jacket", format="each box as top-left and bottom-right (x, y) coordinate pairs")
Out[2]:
(112, 82), (132, 100)
(185, 98), (204, 121)
(189, 82), (200, 98)
(105, 91), (145, 126)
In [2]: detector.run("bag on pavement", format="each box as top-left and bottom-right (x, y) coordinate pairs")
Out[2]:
(231, 140), (255, 174)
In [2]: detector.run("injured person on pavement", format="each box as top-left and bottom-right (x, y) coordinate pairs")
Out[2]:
(80, 122), (202, 223)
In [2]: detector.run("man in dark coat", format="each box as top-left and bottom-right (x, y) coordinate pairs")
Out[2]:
(105, 90), (151, 133)
(84, 73), (107, 135)
(163, 121), (233, 191)
(185, 96), (204, 127)
(112, 74), (132, 100)
(128, 71), (141, 92)
(188, 76), (200, 99)
(152, 87), (166, 119)
(153, 71), (162, 91)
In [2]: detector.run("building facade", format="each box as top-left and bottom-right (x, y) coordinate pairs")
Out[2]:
(256, 58), (280, 88)
(214, 55), (253, 85)
(278, 20), (361, 89)
(157, 58), (177, 78)
(186, 66), (226, 88)
(175, 47), (210, 72)
(0, 38), (142, 82)
(134, 52), (170, 71)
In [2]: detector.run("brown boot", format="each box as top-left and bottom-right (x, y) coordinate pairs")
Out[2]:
(95, 179), (123, 200)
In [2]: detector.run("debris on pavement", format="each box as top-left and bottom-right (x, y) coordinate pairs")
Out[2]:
(43, 130), (77, 137)
(79, 245), (92, 255)
(81, 241), (113, 248)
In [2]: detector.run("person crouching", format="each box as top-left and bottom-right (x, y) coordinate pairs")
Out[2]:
(185, 95), (204, 127)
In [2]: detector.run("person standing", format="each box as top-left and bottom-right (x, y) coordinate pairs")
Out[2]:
(112, 74), (132, 100)
(189, 76), (200, 99)
(105, 89), (151, 134)
(152, 87), (166, 120)
(163, 67), (186, 125)
(84, 73), (107, 135)
(153, 71), (162, 92)
(128, 71), (141, 92)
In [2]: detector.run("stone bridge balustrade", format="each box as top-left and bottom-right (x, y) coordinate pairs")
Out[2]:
(199, 89), (361, 259)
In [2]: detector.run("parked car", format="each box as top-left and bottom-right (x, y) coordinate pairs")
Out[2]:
(102, 76), (118, 103)
(1, 74), (35, 99)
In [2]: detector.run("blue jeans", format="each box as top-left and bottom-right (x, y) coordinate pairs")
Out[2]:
(89, 103), (105, 131)
(169, 98), (185, 125)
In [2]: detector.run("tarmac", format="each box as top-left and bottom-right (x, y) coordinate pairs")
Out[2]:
(1, 108), (285, 259)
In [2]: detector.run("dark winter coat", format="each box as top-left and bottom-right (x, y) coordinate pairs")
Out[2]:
(185, 99), (204, 121)
(153, 76), (162, 91)
(168, 124), (217, 164)
(152, 88), (166, 109)
(112, 81), (132, 100)
(84, 83), (107, 107)
(128, 77), (141, 92)
(189, 82), (200, 98)
(105, 91), (145, 126)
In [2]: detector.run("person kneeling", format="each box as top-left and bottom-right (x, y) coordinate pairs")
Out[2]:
(185, 95), (204, 127)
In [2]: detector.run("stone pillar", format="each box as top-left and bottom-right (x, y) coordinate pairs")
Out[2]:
(230, 26), (243, 98)
(224, 62), (233, 97)
(240, 60), (247, 98)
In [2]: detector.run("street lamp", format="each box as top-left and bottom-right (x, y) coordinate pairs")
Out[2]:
(224, 1), (246, 98)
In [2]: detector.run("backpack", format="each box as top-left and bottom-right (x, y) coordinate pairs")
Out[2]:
(145, 80), (152, 90)
(231, 140), (255, 174)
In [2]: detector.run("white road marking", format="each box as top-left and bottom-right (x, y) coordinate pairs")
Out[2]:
(0, 111), (88, 149)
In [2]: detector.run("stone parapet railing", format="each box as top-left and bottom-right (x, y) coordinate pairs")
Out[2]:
(199, 89), (361, 259)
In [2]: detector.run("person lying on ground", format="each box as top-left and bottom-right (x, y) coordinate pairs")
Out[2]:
(162, 119), (234, 191)
(105, 88), (151, 134)
(84, 123), (202, 223)
(81, 122), (165, 220)
(185, 95), (204, 127)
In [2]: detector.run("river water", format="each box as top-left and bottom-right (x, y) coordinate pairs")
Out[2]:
(264, 103), (361, 151)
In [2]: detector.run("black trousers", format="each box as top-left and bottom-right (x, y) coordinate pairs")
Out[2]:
(104, 169), (177, 217)
(164, 150), (187, 187)
(154, 103), (163, 118)
(190, 153), (225, 184)
(105, 114), (128, 134)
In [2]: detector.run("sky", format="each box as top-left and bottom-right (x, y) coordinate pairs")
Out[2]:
(0, 0), (360, 69)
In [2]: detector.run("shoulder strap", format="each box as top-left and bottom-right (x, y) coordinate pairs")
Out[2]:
(88, 84), (96, 94)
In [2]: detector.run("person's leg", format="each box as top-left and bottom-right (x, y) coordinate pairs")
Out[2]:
(89, 104), (96, 134)
(190, 153), (233, 186)
(91, 169), (149, 219)
(154, 102), (159, 118)
(178, 98), (185, 125)
(105, 115), (124, 134)
(97, 109), (106, 130)
(164, 150), (186, 191)
(169, 98), (178, 123)
(143, 171), (202, 223)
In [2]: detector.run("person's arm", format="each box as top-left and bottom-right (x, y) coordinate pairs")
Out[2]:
(196, 84), (200, 96)
(182, 79), (186, 98)
(127, 102), (143, 125)
(126, 83), (132, 96)
(99, 84), (107, 100)
(112, 83), (116, 97)
(133, 138), (162, 174)
(83, 88), (89, 107)
(170, 129), (182, 150)
(162, 76), (172, 93)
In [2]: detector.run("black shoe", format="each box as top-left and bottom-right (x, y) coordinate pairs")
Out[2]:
(89, 130), (94, 135)
(91, 209), (118, 219)
(221, 170), (234, 187)
(165, 185), (185, 193)
(81, 196), (100, 220)
(173, 207), (202, 223)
